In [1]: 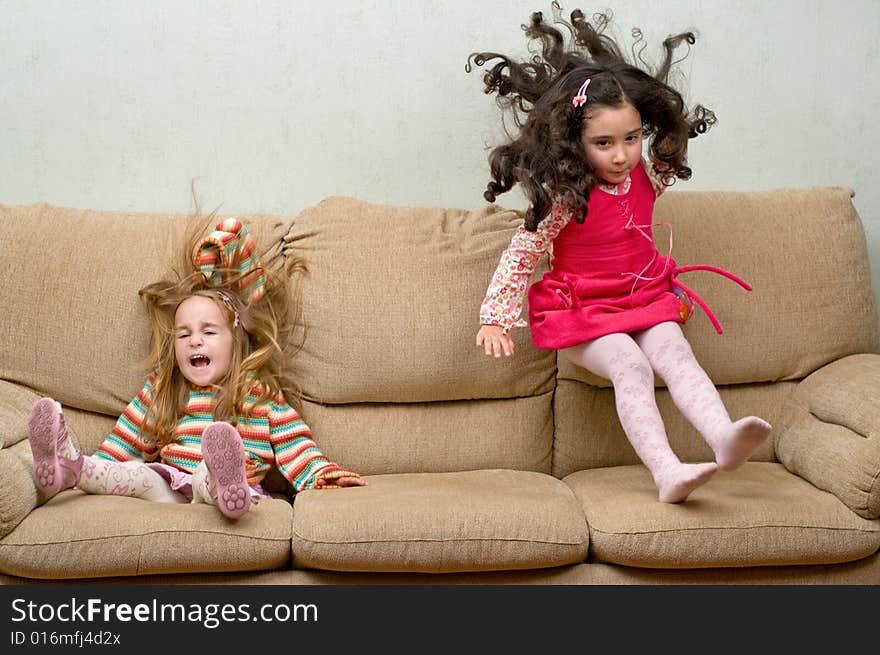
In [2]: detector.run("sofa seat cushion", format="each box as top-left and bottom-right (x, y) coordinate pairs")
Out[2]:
(292, 470), (589, 573)
(0, 492), (293, 579)
(565, 462), (880, 568)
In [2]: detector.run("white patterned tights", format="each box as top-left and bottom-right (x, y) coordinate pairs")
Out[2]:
(562, 321), (770, 502)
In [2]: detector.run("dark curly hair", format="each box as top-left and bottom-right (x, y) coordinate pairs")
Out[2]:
(466, 3), (716, 231)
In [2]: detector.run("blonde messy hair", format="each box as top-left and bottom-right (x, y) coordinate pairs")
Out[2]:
(137, 212), (307, 444)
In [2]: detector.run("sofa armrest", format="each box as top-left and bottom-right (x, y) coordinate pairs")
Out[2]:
(0, 441), (39, 539)
(775, 353), (880, 519)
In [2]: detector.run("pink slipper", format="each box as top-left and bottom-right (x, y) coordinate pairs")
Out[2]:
(27, 397), (83, 498)
(201, 422), (252, 519)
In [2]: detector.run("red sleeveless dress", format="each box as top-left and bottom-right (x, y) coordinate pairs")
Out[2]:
(527, 162), (749, 350)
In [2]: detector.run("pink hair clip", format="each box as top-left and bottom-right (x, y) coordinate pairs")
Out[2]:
(572, 77), (591, 108)
(216, 291), (240, 328)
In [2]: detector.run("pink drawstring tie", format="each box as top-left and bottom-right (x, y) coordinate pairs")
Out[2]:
(554, 274), (581, 309)
(618, 197), (674, 299)
(670, 265), (752, 334)
(617, 197), (751, 333)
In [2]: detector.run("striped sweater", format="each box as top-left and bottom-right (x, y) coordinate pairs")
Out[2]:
(95, 376), (353, 491)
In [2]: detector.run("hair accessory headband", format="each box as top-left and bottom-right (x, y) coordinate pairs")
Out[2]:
(193, 218), (266, 304)
(572, 77), (591, 108)
(215, 291), (240, 328)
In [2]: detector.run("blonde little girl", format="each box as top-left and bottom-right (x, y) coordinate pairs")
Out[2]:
(27, 217), (363, 519)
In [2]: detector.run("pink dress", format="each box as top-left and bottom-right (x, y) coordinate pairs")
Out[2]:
(481, 161), (750, 350)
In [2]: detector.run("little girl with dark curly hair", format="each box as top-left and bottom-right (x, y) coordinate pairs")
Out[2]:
(27, 217), (364, 519)
(470, 4), (770, 503)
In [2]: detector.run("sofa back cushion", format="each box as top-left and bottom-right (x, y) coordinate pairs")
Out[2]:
(284, 197), (557, 473)
(286, 196), (556, 403)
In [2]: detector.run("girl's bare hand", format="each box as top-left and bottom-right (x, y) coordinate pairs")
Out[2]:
(315, 475), (366, 489)
(334, 476), (366, 487)
(476, 324), (515, 358)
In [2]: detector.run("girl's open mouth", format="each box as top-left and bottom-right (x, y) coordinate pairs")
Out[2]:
(190, 354), (211, 368)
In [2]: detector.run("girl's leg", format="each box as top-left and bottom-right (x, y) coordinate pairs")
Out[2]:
(190, 462), (213, 506)
(634, 321), (771, 471)
(77, 458), (188, 503)
(193, 422), (253, 519)
(28, 397), (186, 503)
(562, 334), (717, 503)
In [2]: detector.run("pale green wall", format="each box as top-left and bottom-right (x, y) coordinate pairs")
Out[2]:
(1, 0), (878, 308)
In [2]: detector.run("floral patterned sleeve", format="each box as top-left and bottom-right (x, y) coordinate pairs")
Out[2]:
(643, 158), (667, 197)
(479, 204), (571, 332)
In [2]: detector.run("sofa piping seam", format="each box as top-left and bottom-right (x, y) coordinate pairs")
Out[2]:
(0, 531), (292, 547)
(291, 533), (588, 546)
(587, 523), (880, 536)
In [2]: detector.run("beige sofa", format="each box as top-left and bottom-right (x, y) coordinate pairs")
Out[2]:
(1, 187), (879, 584)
